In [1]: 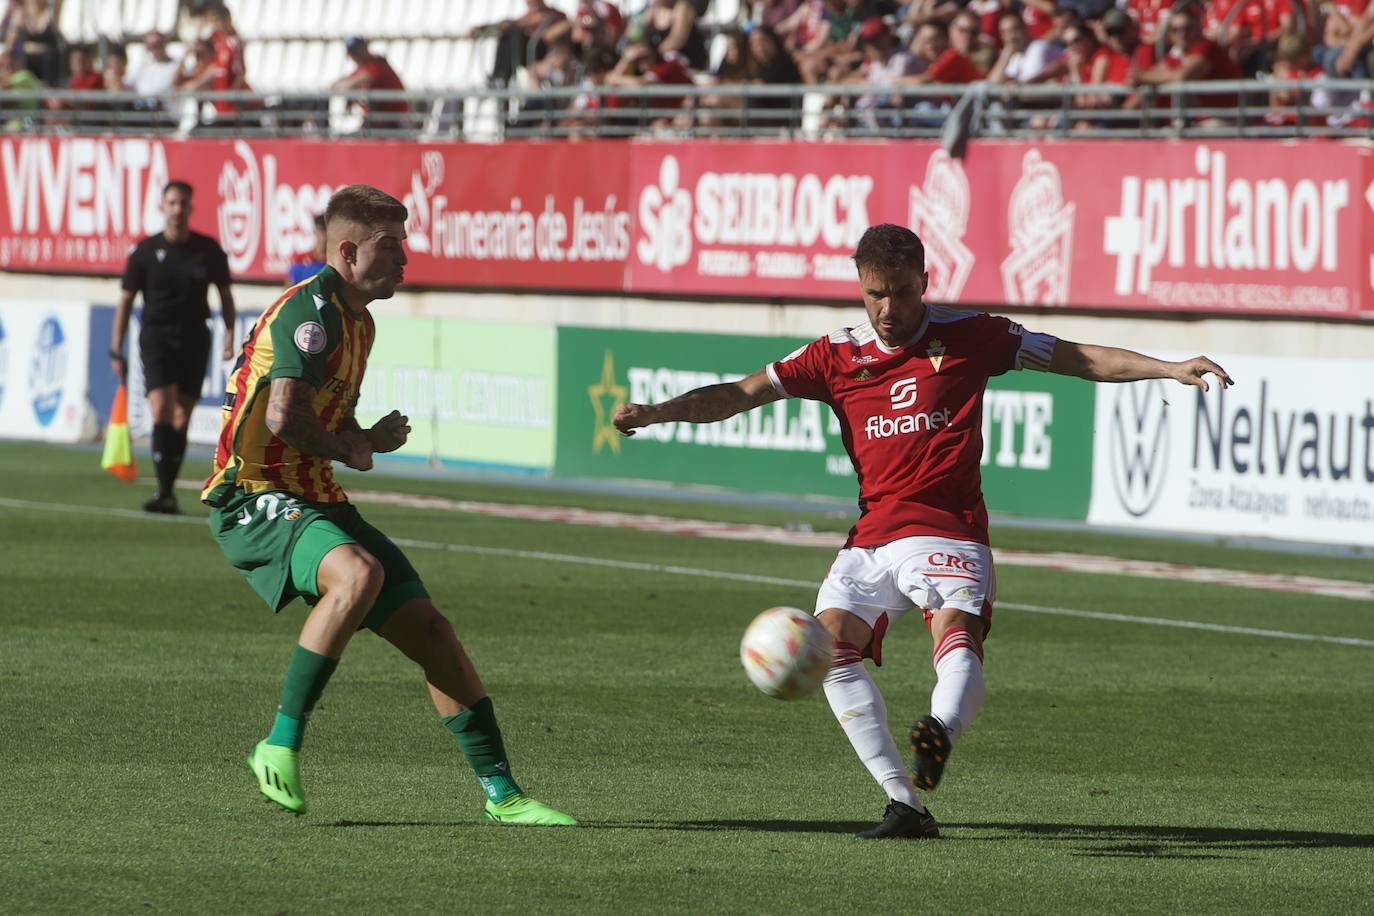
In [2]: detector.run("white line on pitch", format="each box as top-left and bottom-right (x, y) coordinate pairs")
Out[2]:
(3, 496), (1372, 648)
(389, 536), (1374, 649)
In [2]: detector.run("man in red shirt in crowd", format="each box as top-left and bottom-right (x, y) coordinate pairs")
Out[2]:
(180, 3), (248, 117)
(613, 224), (1232, 839)
(1100, 7), (1154, 86)
(67, 45), (103, 91)
(1133, 4), (1243, 118)
(605, 41), (693, 126)
(332, 37), (409, 131)
(902, 12), (985, 85)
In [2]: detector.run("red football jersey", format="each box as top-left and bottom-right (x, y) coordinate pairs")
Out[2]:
(768, 307), (1057, 549)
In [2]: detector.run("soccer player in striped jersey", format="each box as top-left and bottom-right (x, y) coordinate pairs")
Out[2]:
(202, 184), (574, 826)
(613, 224), (1232, 838)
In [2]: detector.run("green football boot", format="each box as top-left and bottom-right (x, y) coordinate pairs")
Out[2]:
(247, 740), (306, 815)
(483, 794), (577, 826)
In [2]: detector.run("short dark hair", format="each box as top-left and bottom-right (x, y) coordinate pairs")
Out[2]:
(163, 179), (192, 198)
(852, 224), (925, 276)
(324, 184), (408, 231)
(313, 213), (327, 231)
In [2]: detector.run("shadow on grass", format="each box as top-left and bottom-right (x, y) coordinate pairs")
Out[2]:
(317, 818), (1374, 860)
(322, 820), (467, 828)
(586, 819), (1374, 857)
(953, 822), (1374, 858)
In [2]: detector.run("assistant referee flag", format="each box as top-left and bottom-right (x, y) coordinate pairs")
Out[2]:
(101, 385), (137, 483)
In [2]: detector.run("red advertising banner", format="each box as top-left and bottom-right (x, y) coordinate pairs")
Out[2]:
(626, 140), (1374, 317)
(0, 137), (630, 289)
(2, 136), (1370, 316)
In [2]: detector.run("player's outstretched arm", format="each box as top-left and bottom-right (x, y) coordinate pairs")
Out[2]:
(613, 368), (782, 438)
(1049, 341), (1234, 391)
(266, 378), (375, 470)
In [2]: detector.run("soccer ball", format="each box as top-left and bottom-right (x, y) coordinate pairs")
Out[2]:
(739, 606), (834, 700)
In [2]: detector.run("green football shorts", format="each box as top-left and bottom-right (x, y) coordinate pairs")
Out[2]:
(208, 488), (428, 631)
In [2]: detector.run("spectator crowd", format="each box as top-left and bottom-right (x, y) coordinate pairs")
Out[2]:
(1, 1), (410, 130)
(470, 0), (1365, 129)
(1, 0), (1366, 132)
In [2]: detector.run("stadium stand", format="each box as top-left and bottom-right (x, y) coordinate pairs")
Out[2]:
(2, 1), (1365, 140)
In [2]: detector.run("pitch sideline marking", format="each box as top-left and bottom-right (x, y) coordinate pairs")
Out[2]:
(337, 487), (1374, 602)
(386, 536), (1374, 649)
(2, 496), (1371, 649)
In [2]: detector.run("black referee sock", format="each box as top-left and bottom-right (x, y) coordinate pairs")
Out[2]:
(168, 425), (189, 491)
(152, 423), (176, 499)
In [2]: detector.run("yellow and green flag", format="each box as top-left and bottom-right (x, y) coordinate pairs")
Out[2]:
(101, 385), (137, 483)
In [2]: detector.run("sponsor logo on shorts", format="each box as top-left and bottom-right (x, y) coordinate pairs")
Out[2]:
(928, 551), (979, 573)
(293, 321), (326, 354)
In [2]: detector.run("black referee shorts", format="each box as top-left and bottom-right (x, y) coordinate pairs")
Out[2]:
(139, 323), (211, 399)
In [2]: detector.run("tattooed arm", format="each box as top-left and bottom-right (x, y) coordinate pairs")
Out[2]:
(338, 408), (411, 453)
(612, 368), (781, 437)
(265, 378), (375, 470)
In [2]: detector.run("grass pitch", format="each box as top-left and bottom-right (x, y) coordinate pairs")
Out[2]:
(1, 440), (1372, 914)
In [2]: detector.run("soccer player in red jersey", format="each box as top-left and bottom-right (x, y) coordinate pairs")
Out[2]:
(613, 224), (1232, 839)
(202, 185), (574, 826)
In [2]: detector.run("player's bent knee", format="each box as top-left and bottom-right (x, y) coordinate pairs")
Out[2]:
(817, 607), (873, 650)
(318, 545), (385, 607)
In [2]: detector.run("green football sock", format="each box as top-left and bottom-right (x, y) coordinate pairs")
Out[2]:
(443, 697), (522, 803)
(264, 645), (339, 751)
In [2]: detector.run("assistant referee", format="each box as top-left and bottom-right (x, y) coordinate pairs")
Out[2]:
(110, 179), (237, 514)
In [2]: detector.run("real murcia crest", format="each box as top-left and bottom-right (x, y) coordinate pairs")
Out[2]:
(926, 338), (946, 372)
(1000, 150), (1075, 306)
(854, 368), (873, 381)
(907, 151), (974, 302)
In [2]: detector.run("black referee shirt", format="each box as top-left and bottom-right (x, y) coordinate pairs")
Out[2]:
(121, 231), (231, 329)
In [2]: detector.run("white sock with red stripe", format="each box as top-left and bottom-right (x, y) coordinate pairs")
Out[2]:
(929, 626), (985, 743)
(823, 641), (924, 811)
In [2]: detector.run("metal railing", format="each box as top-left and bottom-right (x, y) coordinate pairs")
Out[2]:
(2, 80), (1372, 142)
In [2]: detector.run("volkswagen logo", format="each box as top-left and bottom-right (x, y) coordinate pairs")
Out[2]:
(1109, 380), (1170, 517)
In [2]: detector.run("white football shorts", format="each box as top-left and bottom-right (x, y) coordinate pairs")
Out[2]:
(814, 536), (996, 662)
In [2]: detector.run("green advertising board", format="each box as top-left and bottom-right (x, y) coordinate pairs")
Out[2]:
(556, 325), (1094, 519)
(357, 316), (556, 472)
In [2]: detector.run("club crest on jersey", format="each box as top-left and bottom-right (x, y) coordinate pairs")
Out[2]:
(926, 339), (946, 372)
(155, 248), (166, 262)
(294, 321), (326, 354)
(854, 368), (873, 381)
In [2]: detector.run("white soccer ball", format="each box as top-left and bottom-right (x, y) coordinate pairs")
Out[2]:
(739, 606), (835, 700)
